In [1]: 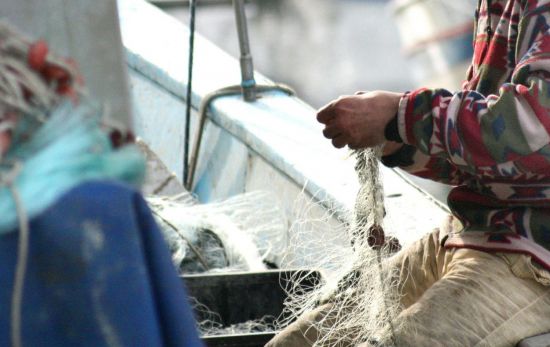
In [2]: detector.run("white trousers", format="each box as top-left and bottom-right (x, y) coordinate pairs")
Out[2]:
(267, 227), (550, 347)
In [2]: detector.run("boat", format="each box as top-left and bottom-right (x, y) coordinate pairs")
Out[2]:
(118, 1), (550, 345)
(118, 0), (448, 258)
(4, 0), (546, 345)
(117, 0), (450, 344)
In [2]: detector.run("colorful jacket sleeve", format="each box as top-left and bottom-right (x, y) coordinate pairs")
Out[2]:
(396, 2), (550, 181)
(382, 144), (468, 185)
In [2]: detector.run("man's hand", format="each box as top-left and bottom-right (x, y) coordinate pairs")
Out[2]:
(316, 91), (403, 151)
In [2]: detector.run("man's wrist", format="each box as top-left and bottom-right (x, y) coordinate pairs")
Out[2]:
(384, 113), (402, 143)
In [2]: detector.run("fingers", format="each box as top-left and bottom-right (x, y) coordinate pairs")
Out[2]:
(347, 142), (363, 150)
(331, 135), (348, 149)
(322, 125), (340, 139)
(323, 124), (350, 149)
(316, 95), (348, 124)
(326, 131), (362, 150)
(323, 123), (366, 150)
(316, 102), (334, 124)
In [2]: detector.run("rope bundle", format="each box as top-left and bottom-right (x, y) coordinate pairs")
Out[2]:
(279, 148), (401, 347)
(0, 23), (82, 161)
(0, 22), (144, 235)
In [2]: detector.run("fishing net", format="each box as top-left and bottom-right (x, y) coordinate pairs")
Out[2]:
(190, 293), (278, 336)
(201, 315), (277, 336)
(147, 190), (288, 274)
(0, 22), (143, 235)
(278, 147), (406, 346)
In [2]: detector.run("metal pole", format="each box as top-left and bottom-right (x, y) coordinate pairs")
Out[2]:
(233, 0), (256, 101)
(183, 0), (197, 184)
(186, 1), (295, 190)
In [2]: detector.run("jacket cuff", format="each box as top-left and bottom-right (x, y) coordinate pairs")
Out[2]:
(384, 114), (402, 142)
(397, 92), (412, 144)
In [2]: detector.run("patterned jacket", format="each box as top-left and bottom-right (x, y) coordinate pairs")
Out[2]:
(388, 0), (550, 270)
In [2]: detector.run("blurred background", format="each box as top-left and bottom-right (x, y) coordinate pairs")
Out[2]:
(147, 0), (425, 108)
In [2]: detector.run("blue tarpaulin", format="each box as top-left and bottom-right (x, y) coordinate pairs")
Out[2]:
(0, 180), (203, 346)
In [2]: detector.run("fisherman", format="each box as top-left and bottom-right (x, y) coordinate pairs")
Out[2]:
(267, 0), (550, 346)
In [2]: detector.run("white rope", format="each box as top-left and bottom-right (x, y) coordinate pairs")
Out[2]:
(278, 148), (400, 346)
(0, 162), (28, 347)
(0, 23), (81, 125)
(360, 147), (397, 346)
(10, 182), (28, 347)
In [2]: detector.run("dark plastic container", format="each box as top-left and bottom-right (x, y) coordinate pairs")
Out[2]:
(202, 332), (275, 347)
(183, 269), (322, 347)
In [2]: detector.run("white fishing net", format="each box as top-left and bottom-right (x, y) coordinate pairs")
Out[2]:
(190, 292), (277, 337)
(277, 148), (405, 346)
(147, 190), (288, 274)
(142, 135), (427, 344)
(277, 186), (353, 279)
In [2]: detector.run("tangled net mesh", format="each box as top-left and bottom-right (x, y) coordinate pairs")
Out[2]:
(147, 190), (291, 335)
(277, 147), (407, 346)
(147, 190), (288, 274)
(146, 147), (413, 341)
(190, 292), (278, 336)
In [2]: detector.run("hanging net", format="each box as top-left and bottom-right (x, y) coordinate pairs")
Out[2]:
(277, 148), (405, 346)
